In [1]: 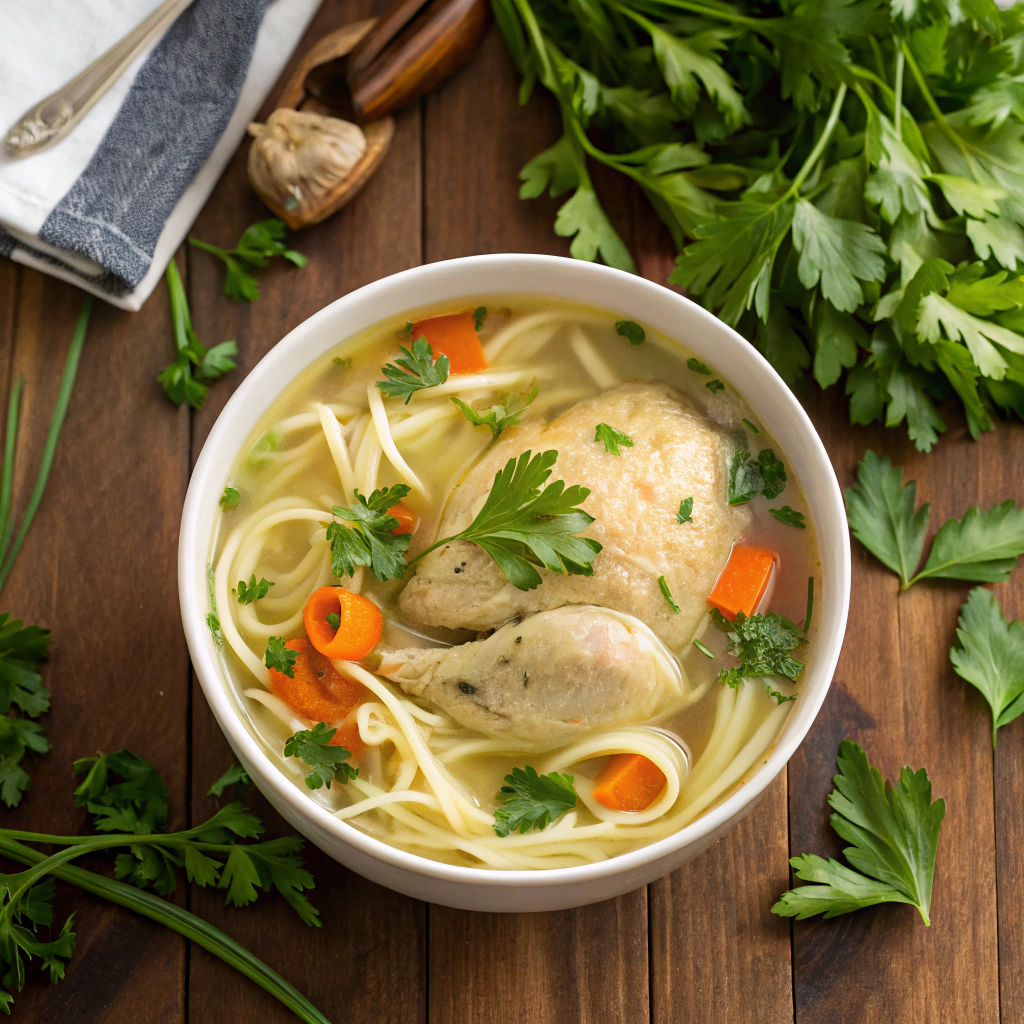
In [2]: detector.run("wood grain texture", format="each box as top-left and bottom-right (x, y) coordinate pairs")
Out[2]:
(790, 398), (1003, 1024)
(0, 270), (189, 1022)
(185, 2), (426, 1022)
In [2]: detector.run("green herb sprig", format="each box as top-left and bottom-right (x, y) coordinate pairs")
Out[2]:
(376, 339), (450, 404)
(492, 766), (577, 836)
(451, 386), (539, 439)
(284, 724), (358, 790)
(327, 484), (412, 581)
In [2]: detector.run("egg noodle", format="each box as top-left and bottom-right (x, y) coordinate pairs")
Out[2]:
(211, 309), (795, 868)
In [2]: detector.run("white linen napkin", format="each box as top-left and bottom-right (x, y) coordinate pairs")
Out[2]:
(0, 0), (320, 311)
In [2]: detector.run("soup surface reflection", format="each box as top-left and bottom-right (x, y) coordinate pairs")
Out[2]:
(210, 298), (821, 869)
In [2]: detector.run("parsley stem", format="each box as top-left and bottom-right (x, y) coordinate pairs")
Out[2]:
(893, 49), (904, 136)
(0, 836), (332, 1024)
(0, 295), (91, 597)
(0, 376), (23, 561)
(784, 84), (847, 200)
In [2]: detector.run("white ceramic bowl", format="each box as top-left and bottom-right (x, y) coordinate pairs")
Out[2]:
(179, 254), (850, 912)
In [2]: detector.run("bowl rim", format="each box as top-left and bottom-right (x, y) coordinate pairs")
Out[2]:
(179, 253), (851, 889)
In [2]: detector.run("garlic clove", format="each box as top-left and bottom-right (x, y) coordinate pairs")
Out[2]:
(247, 108), (367, 217)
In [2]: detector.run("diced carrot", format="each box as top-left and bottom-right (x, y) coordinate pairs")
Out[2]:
(303, 586), (383, 660)
(328, 718), (365, 759)
(592, 753), (667, 812)
(411, 312), (487, 374)
(389, 501), (419, 536)
(708, 545), (776, 621)
(268, 637), (365, 726)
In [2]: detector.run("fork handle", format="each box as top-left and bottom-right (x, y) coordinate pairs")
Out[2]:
(4, 0), (196, 158)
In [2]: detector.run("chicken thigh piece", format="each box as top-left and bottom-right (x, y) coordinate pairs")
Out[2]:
(378, 606), (685, 747)
(400, 382), (750, 649)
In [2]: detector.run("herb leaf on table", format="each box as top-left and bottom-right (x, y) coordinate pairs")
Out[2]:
(284, 723), (359, 791)
(189, 217), (307, 302)
(408, 450), (602, 591)
(207, 762), (251, 798)
(376, 338), (450, 404)
(492, 766), (577, 837)
(774, 740), (945, 925)
(951, 587), (1024, 747)
(327, 484), (412, 581)
(913, 501), (1024, 584)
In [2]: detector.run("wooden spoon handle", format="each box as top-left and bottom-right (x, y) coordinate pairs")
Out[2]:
(347, 0), (490, 123)
(346, 0), (432, 85)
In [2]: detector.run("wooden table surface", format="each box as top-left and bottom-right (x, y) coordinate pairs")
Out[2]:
(2, 2), (1021, 1021)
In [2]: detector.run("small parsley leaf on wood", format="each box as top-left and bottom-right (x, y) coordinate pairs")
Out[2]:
(913, 500), (1024, 585)
(615, 320), (645, 345)
(950, 587), (1024, 747)
(376, 338), (450, 404)
(677, 497), (693, 523)
(284, 723), (358, 791)
(451, 385), (539, 439)
(265, 637), (297, 678)
(658, 575), (680, 613)
(770, 505), (805, 528)
(234, 575), (274, 604)
(219, 486), (240, 510)
(492, 766), (576, 836)
(327, 484), (412, 581)
(773, 741), (944, 925)
(473, 306), (488, 331)
(718, 612), (804, 687)
(594, 423), (634, 455)
(409, 450), (601, 591)
(208, 762), (252, 798)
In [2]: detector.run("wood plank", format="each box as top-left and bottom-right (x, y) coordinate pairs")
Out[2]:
(185, 2), (426, 1022)
(632, 211), (795, 1024)
(420, 26), (649, 1024)
(0, 269), (189, 1022)
(789, 398), (1001, 1023)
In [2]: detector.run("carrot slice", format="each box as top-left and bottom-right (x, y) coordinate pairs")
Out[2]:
(708, 545), (777, 621)
(303, 586), (383, 660)
(389, 501), (419, 536)
(592, 753), (667, 812)
(328, 718), (365, 758)
(268, 638), (364, 727)
(411, 312), (487, 374)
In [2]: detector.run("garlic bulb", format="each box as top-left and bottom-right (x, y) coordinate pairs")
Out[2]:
(247, 109), (367, 216)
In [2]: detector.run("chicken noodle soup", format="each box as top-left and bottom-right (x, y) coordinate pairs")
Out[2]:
(210, 299), (820, 869)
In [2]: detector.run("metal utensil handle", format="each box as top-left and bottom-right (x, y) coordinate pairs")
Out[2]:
(4, 0), (196, 158)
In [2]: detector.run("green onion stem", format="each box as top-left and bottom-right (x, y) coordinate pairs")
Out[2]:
(0, 377), (23, 561)
(0, 836), (332, 1024)
(0, 295), (92, 596)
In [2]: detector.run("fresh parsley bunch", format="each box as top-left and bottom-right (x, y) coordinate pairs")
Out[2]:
(495, 0), (1024, 450)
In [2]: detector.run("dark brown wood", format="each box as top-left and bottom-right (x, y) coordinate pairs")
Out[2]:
(0, 267), (190, 1022)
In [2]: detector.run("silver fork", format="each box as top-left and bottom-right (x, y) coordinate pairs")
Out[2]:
(4, 0), (196, 158)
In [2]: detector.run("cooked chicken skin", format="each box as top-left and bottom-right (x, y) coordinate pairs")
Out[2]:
(399, 382), (749, 649)
(378, 606), (683, 747)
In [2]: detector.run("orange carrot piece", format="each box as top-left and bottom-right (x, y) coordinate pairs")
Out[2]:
(303, 586), (383, 661)
(708, 545), (776, 621)
(411, 312), (487, 374)
(389, 501), (419, 536)
(592, 753), (667, 812)
(328, 718), (365, 758)
(268, 638), (364, 725)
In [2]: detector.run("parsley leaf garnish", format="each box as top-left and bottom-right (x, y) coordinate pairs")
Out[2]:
(208, 762), (251, 798)
(770, 505), (805, 528)
(773, 741), (945, 925)
(718, 612), (805, 687)
(219, 486), (240, 510)
(727, 448), (787, 505)
(594, 423), (634, 455)
(265, 637), (297, 678)
(706, 379), (725, 393)
(158, 262), (237, 410)
(950, 587), (1024, 747)
(473, 306), (487, 331)
(410, 450), (601, 591)
(327, 484), (412, 581)
(284, 723), (358, 790)
(658, 575), (680, 613)
(742, 418), (759, 434)
(677, 497), (693, 523)
(693, 638), (714, 658)
(846, 450), (1024, 588)
(376, 338), (450, 404)
(687, 358), (712, 375)
(205, 563), (223, 647)
(766, 686), (797, 705)
(615, 320), (645, 345)
(325, 613), (340, 630)
(234, 575), (274, 604)
(189, 218), (306, 302)
(492, 766), (576, 836)
(451, 385), (538, 439)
